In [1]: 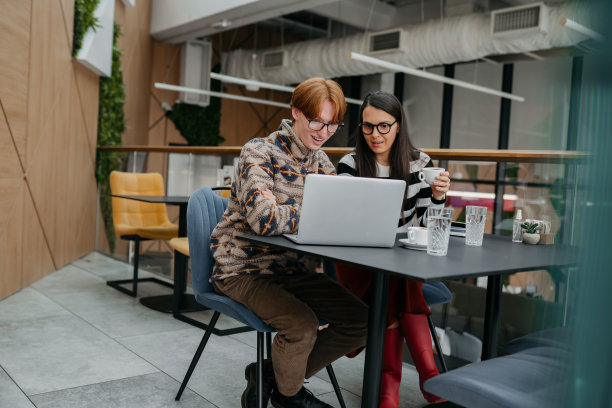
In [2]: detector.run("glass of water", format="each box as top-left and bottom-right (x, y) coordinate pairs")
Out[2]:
(427, 214), (452, 256)
(465, 206), (487, 246)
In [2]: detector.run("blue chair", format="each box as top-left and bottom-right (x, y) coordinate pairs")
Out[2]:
(423, 346), (570, 408)
(175, 187), (346, 408)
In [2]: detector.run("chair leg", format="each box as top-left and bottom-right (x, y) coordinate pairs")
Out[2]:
(427, 315), (448, 373)
(265, 332), (272, 359)
(175, 311), (220, 400)
(107, 238), (173, 297)
(257, 332), (265, 408)
(132, 239), (140, 295)
(326, 365), (346, 408)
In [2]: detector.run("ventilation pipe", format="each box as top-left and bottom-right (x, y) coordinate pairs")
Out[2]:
(222, 2), (594, 85)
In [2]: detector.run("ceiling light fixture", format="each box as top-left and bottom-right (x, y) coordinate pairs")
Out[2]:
(349, 52), (525, 102)
(154, 82), (290, 109)
(559, 17), (604, 42)
(210, 72), (364, 106)
(211, 19), (231, 30)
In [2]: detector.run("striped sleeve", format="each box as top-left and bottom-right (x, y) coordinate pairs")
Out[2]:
(337, 153), (356, 176)
(407, 153), (446, 228)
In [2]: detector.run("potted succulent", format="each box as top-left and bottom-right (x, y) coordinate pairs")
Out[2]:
(521, 222), (541, 244)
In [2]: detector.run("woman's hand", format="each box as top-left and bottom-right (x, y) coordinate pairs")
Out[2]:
(261, 188), (277, 205)
(432, 171), (451, 201)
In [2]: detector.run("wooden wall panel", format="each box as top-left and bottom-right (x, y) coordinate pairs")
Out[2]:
(116, 0), (154, 146)
(0, 184), (25, 299)
(1, 0), (155, 300)
(0, 110), (26, 299)
(219, 85), (292, 146)
(21, 183), (56, 289)
(27, 0), (73, 168)
(73, 62), (100, 162)
(0, 0), (31, 168)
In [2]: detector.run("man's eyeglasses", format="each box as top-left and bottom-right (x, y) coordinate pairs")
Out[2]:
(307, 120), (344, 134)
(359, 121), (397, 135)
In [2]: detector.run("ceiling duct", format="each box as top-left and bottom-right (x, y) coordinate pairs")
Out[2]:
(368, 29), (407, 54)
(222, 1), (593, 86)
(491, 2), (548, 37)
(262, 50), (288, 68)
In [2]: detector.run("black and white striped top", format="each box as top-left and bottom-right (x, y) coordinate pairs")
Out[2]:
(337, 151), (446, 231)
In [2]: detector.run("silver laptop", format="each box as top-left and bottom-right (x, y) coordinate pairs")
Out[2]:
(283, 174), (406, 247)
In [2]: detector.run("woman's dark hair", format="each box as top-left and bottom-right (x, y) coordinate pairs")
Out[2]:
(354, 91), (420, 181)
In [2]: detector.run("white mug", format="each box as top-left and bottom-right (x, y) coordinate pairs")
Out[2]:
(419, 167), (445, 185)
(407, 226), (428, 246)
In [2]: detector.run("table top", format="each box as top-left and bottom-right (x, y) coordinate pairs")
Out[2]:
(112, 194), (190, 205)
(238, 234), (577, 282)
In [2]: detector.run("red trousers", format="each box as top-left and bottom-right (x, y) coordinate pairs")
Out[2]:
(335, 263), (430, 328)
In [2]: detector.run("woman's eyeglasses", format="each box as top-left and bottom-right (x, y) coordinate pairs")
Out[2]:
(307, 120), (344, 134)
(359, 121), (397, 135)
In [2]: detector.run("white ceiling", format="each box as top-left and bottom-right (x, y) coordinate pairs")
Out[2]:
(150, 0), (540, 43)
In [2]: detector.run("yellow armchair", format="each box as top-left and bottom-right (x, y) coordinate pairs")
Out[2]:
(107, 171), (178, 297)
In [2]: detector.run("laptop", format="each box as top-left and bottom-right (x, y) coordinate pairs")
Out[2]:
(283, 174), (406, 247)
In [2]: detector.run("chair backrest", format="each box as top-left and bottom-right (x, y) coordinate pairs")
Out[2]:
(110, 171), (172, 231)
(187, 187), (229, 297)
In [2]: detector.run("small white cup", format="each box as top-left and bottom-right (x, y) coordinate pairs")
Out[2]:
(419, 167), (445, 185)
(407, 226), (428, 246)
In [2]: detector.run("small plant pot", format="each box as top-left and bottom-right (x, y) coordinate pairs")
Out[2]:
(522, 233), (540, 245)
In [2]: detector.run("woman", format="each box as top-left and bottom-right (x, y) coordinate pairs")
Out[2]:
(210, 77), (369, 408)
(336, 91), (451, 406)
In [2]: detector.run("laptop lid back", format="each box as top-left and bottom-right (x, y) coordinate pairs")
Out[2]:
(296, 174), (406, 247)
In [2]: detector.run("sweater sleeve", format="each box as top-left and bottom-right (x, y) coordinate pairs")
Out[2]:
(236, 143), (300, 236)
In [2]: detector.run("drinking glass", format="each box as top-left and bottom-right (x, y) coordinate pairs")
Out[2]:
(428, 207), (453, 219)
(465, 206), (487, 246)
(427, 215), (452, 256)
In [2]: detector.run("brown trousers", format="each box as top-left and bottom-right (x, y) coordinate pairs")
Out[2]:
(213, 272), (369, 396)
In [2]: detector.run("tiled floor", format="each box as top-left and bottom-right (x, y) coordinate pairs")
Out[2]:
(0, 252), (431, 408)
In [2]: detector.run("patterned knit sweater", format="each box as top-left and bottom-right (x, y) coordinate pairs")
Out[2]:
(337, 151), (446, 230)
(210, 119), (336, 280)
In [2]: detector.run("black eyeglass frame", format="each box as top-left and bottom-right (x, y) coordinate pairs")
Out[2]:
(307, 119), (344, 134)
(359, 120), (398, 135)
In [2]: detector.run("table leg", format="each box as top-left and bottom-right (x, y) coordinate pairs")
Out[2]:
(361, 271), (390, 408)
(140, 203), (206, 314)
(481, 274), (503, 360)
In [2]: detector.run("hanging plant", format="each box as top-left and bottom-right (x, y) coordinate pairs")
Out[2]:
(96, 23), (126, 253)
(165, 64), (224, 146)
(72, 0), (101, 57)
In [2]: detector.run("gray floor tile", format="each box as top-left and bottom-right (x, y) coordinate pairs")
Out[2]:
(0, 368), (35, 408)
(30, 372), (213, 408)
(0, 313), (158, 395)
(44, 288), (188, 339)
(31, 264), (108, 294)
(119, 327), (262, 407)
(0, 288), (70, 324)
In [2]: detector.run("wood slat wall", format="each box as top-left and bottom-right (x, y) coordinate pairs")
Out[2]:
(0, 0), (154, 301)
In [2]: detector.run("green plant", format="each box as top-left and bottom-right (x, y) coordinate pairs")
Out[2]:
(521, 222), (540, 234)
(96, 23), (126, 252)
(165, 65), (224, 146)
(72, 0), (101, 56)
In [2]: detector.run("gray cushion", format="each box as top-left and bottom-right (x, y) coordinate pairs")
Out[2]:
(423, 346), (569, 408)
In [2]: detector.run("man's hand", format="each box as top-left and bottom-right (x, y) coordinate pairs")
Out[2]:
(261, 188), (277, 205)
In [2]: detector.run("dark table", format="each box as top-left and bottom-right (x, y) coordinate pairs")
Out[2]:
(112, 195), (205, 315)
(238, 233), (576, 408)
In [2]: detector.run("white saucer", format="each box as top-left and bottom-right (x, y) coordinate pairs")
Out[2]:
(399, 239), (427, 251)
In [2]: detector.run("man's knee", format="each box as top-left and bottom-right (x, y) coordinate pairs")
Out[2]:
(275, 309), (319, 349)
